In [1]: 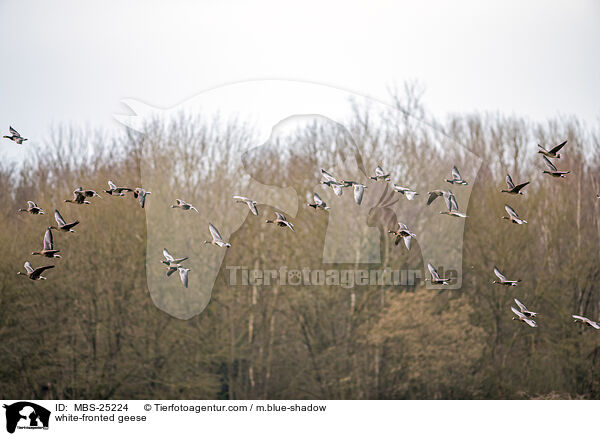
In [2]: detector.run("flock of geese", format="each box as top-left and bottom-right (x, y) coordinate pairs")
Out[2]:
(6, 127), (598, 330)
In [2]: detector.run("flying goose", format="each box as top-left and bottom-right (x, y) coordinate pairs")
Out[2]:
(162, 248), (188, 267)
(49, 209), (79, 232)
(133, 188), (151, 208)
(18, 201), (45, 215)
(393, 185), (418, 200)
(493, 267), (521, 286)
(233, 195), (258, 215)
(204, 223), (231, 247)
(538, 140), (567, 159)
(170, 199), (199, 213)
(388, 222), (416, 250)
(31, 228), (61, 258)
(440, 191), (467, 218)
(320, 169), (344, 196)
(514, 298), (537, 318)
(163, 249), (188, 277)
(265, 212), (295, 232)
(78, 187), (102, 199)
(65, 188), (92, 204)
(308, 192), (330, 210)
(501, 204), (527, 224)
(542, 155), (569, 178)
(426, 190), (448, 206)
(104, 180), (134, 196)
(511, 307), (538, 328)
(501, 174), (530, 195)
(572, 315), (600, 329)
(3, 126), (27, 144)
(178, 267), (190, 288)
(445, 166), (468, 185)
(370, 165), (391, 182)
(426, 263), (451, 285)
(17, 261), (55, 280)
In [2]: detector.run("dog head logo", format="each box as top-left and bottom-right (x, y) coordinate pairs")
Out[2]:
(115, 80), (482, 319)
(3, 402), (50, 433)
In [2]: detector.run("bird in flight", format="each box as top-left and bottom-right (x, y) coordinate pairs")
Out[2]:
(265, 212), (295, 232)
(572, 315), (600, 329)
(439, 191), (467, 218)
(514, 298), (537, 318)
(492, 267), (521, 286)
(49, 209), (79, 232)
(17, 262), (55, 281)
(511, 307), (537, 328)
(501, 174), (529, 195)
(3, 126), (28, 144)
(393, 185), (418, 200)
(541, 155), (570, 178)
(537, 140), (567, 159)
(370, 165), (391, 182)
(233, 196), (259, 215)
(104, 180), (134, 196)
(307, 192), (330, 211)
(388, 222), (416, 250)
(501, 204), (527, 224)
(445, 166), (468, 185)
(133, 188), (151, 208)
(320, 169), (344, 196)
(171, 199), (199, 213)
(31, 228), (61, 259)
(204, 223), (231, 247)
(18, 201), (45, 215)
(426, 263), (451, 285)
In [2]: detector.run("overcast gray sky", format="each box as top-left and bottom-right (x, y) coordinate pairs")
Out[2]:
(1, 0), (599, 161)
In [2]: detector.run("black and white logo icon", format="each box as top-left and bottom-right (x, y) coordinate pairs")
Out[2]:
(3, 402), (50, 434)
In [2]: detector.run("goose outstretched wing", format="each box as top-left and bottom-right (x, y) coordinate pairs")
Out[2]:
(550, 140), (567, 154)
(511, 306), (524, 318)
(514, 298), (527, 313)
(426, 191), (443, 206)
(427, 263), (440, 280)
(320, 169), (337, 183)
(31, 265), (55, 279)
(43, 228), (54, 250)
(452, 166), (461, 180)
(494, 267), (507, 282)
(505, 205), (519, 220)
(332, 184), (343, 196)
(524, 318), (538, 328)
(542, 155), (557, 171)
(54, 209), (67, 227)
(444, 191), (458, 211)
(313, 192), (324, 206)
(354, 185), (364, 205)
(209, 223), (225, 242)
(178, 268), (189, 288)
(163, 248), (174, 262)
(506, 174), (515, 190)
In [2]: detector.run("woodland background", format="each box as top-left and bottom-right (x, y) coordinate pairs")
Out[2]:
(1, 88), (599, 400)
